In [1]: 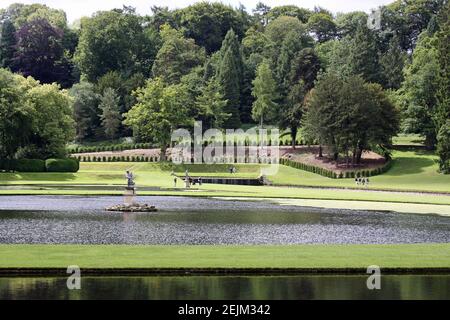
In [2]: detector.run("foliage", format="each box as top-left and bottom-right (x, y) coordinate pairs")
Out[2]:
(45, 158), (80, 172)
(12, 19), (73, 87)
(251, 60), (278, 127)
(400, 32), (440, 148)
(216, 29), (243, 128)
(70, 82), (101, 141)
(99, 88), (121, 139)
(174, 2), (247, 54)
(123, 78), (190, 160)
(74, 9), (157, 81)
(303, 73), (399, 163)
(0, 20), (16, 69)
(152, 24), (206, 84)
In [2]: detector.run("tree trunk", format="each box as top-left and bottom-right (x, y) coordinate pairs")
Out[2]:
(318, 145), (323, 158)
(356, 148), (363, 164)
(260, 114), (263, 129)
(160, 145), (167, 162)
(291, 127), (297, 150)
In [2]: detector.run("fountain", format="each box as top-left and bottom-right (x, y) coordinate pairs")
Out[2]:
(106, 172), (157, 212)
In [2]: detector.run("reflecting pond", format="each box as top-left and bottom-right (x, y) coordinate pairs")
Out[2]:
(0, 275), (449, 300)
(0, 196), (449, 244)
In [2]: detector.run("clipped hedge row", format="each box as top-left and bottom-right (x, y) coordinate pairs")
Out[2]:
(280, 158), (393, 179)
(0, 158), (79, 173)
(75, 155), (160, 162)
(69, 140), (318, 154)
(0, 159), (46, 172)
(68, 143), (154, 154)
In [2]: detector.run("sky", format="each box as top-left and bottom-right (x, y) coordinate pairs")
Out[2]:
(1, 0), (394, 23)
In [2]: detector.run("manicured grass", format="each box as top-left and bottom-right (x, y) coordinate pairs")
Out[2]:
(393, 134), (425, 146)
(0, 150), (449, 205)
(0, 244), (449, 269)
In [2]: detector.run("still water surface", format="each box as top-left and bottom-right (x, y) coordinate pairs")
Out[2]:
(0, 196), (449, 244)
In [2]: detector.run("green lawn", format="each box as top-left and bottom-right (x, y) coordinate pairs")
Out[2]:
(0, 150), (449, 205)
(0, 244), (448, 269)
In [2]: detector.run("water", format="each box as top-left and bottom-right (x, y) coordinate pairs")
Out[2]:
(0, 196), (449, 244)
(0, 275), (449, 300)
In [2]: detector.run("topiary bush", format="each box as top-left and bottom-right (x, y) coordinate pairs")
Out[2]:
(45, 158), (80, 172)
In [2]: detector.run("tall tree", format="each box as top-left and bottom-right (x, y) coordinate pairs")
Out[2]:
(216, 29), (243, 128)
(401, 32), (440, 149)
(124, 78), (190, 161)
(75, 9), (157, 82)
(174, 2), (247, 54)
(307, 12), (337, 43)
(0, 69), (33, 158)
(152, 24), (205, 84)
(0, 19), (16, 69)
(70, 82), (101, 141)
(99, 88), (121, 139)
(12, 19), (70, 86)
(196, 79), (229, 128)
(347, 25), (382, 83)
(251, 60), (278, 128)
(380, 35), (407, 89)
(435, 1), (450, 172)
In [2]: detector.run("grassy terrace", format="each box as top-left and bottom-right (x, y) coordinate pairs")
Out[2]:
(0, 244), (449, 269)
(0, 150), (449, 205)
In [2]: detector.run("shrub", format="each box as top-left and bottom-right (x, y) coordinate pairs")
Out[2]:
(45, 158), (80, 172)
(0, 159), (46, 172)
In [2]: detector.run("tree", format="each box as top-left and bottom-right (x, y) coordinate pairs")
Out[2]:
(279, 48), (321, 148)
(434, 1), (450, 171)
(267, 6), (312, 24)
(216, 29), (244, 128)
(75, 9), (157, 81)
(335, 11), (367, 38)
(0, 68), (33, 158)
(174, 2), (247, 54)
(196, 79), (229, 128)
(347, 25), (382, 83)
(12, 19), (71, 86)
(400, 32), (440, 149)
(265, 16), (305, 47)
(251, 60), (278, 128)
(70, 82), (101, 141)
(303, 73), (399, 164)
(152, 24), (206, 84)
(380, 35), (407, 89)
(99, 88), (121, 139)
(123, 78), (190, 161)
(25, 83), (75, 158)
(307, 12), (337, 43)
(437, 121), (450, 174)
(0, 20), (16, 69)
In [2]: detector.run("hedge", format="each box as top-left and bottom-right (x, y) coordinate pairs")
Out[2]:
(280, 158), (392, 179)
(45, 158), (80, 172)
(0, 159), (46, 172)
(68, 143), (154, 154)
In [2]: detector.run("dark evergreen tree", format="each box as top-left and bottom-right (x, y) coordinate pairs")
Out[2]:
(216, 29), (243, 128)
(380, 35), (407, 89)
(348, 25), (382, 84)
(0, 19), (16, 69)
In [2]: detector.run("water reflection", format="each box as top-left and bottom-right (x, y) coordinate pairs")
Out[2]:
(0, 275), (449, 300)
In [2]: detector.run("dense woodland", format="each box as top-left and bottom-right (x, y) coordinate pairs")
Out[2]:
(0, 1), (449, 172)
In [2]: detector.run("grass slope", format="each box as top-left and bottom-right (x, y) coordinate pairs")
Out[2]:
(0, 244), (449, 269)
